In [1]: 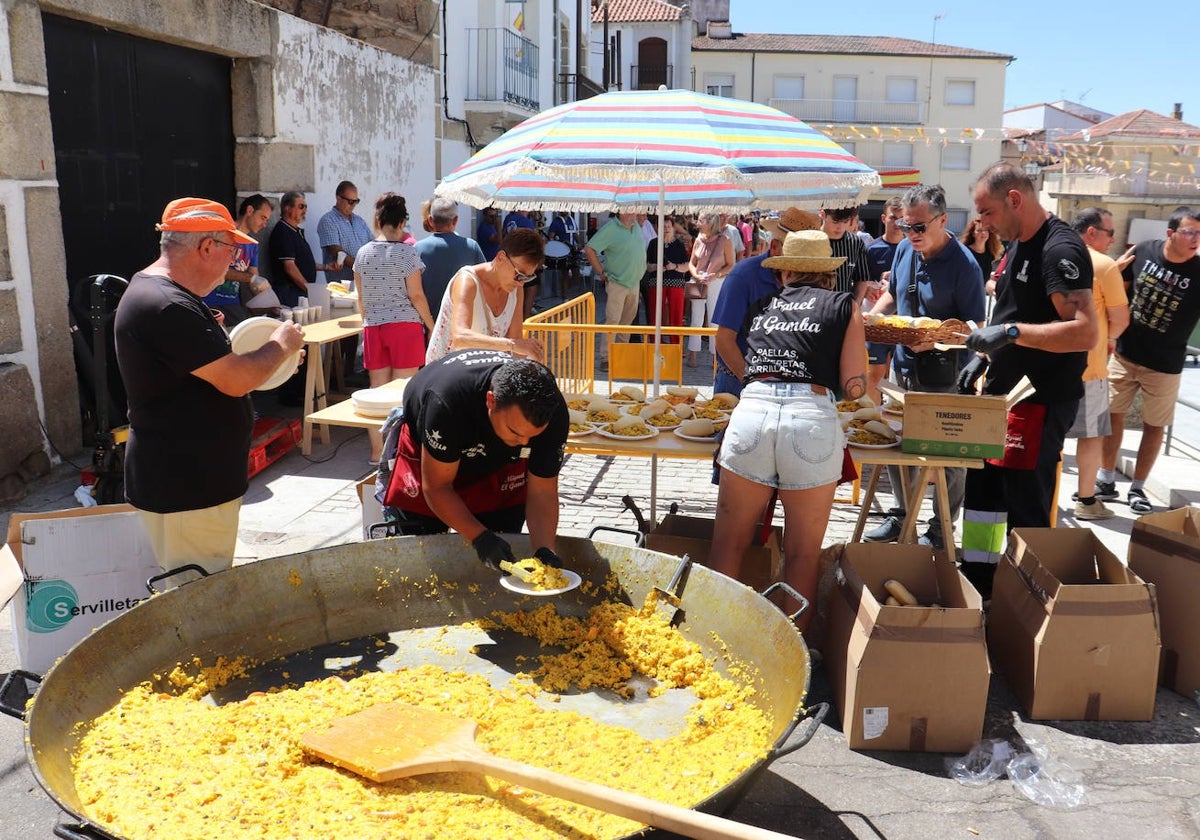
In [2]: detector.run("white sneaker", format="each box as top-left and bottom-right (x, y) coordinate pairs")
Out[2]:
(1074, 499), (1115, 520)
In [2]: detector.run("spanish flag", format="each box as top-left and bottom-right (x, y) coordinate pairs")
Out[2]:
(879, 168), (919, 189)
(513, 9), (524, 32)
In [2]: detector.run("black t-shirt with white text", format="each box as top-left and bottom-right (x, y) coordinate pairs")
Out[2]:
(1118, 239), (1200, 374)
(402, 349), (568, 479)
(740, 284), (855, 390)
(985, 215), (1092, 403)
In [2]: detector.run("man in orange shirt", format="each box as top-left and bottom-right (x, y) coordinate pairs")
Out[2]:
(1066, 208), (1130, 519)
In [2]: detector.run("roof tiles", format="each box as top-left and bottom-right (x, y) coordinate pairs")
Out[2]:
(692, 32), (1012, 60)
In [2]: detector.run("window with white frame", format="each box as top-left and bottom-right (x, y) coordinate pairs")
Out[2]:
(773, 75), (805, 100)
(706, 74), (734, 98)
(883, 143), (914, 168)
(946, 79), (976, 106)
(946, 209), (969, 234)
(942, 143), (971, 170)
(886, 77), (918, 103)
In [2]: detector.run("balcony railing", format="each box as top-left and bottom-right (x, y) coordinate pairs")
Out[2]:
(768, 98), (925, 125)
(558, 72), (605, 105)
(1045, 171), (1200, 200)
(631, 64), (672, 90)
(466, 28), (539, 112)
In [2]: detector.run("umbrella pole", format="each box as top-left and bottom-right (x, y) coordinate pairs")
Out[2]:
(652, 184), (665, 397)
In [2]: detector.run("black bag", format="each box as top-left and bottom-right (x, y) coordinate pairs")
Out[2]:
(912, 349), (958, 389)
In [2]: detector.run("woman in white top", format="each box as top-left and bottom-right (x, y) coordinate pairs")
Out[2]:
(425, 227), (546, 364)
(355, 192), (435, 461)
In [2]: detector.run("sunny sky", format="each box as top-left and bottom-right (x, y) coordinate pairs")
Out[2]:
(729, 2), (1189, 122)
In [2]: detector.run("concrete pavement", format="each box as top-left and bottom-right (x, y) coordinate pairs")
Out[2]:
(1, 354), (1198, 839)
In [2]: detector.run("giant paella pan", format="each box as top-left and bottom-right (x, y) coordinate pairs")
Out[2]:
(2, 534), (820, 839)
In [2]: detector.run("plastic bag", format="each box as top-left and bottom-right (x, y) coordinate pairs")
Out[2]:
(945, 738), (1015, 786)
(1008, 753), (1086, 809)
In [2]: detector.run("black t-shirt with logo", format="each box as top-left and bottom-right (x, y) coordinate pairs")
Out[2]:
(402, 349), (568, 479)
(1118, 239), (1200, 374)
(985, 215), (1092, 403)
(740, 283), (855, 390)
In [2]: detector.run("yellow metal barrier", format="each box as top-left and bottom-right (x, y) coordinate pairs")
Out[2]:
(523, 293), (716, 394)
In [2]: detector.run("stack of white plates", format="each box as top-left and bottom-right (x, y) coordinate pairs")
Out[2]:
(351, 388), (404, 418)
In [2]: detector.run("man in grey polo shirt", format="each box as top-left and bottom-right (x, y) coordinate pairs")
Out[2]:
(416, 197), (486, 311)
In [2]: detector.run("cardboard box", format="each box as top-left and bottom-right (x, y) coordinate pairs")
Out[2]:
(645, 514), (783, 592)
(882, 377), (1035, 459)
(3, 506), (161, 674)
(1129, 507), (1200, 696)
(988, 528), (1160, 721)
(359, 473), (386, 540)
(824, 543), (990, 752)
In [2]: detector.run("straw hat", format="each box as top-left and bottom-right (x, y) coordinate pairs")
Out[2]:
(759, 207), (821, 240)
(762, 230), (846, 272)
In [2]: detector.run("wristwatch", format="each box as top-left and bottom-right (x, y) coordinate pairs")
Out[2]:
(1005, 322), (1020, 342)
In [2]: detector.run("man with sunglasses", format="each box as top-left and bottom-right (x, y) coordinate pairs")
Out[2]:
(268, 190), (319, 309)
(318, 180), (374, 290)
(1098, 206), (1200, 514)
(863, 184), (985, 550)
(115, 198), (305, 575)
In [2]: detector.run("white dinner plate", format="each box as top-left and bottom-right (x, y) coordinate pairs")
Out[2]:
(594, 425), (659, 442)
(673, 428), (720, 443)
(568, 426), (595, 437)
(499, 568), (582, 597)
(229, 316), (302, 392)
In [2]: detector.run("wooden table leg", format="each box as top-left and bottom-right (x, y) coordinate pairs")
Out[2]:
(898, 466), (933, 543)
(853, 463), (884, 542)
(313, 343), (330, 447)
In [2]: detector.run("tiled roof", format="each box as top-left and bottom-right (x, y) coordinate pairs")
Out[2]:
(592, 0), (684, 23)
(1059, 109), (1200, 140)
(692, 32), (1013, 61)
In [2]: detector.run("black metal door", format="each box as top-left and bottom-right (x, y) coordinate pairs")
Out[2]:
(42, 13), (234, 286)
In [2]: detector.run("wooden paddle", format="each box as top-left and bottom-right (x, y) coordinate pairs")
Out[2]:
(300, 701), (800, 840)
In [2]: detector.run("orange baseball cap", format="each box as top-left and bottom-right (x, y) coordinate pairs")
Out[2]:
(155, 198), (256, 244)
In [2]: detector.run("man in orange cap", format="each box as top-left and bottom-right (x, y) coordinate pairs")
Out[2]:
(114, 198), (306, 574)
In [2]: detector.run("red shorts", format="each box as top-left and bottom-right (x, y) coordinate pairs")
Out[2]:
(363, 321), (425, 370)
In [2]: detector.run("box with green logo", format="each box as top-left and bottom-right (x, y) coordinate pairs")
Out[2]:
(882, 377), (1035, 459)
(3, 505), (160, 674)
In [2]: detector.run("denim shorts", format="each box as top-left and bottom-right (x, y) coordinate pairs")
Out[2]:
(717, 381), (844, 490)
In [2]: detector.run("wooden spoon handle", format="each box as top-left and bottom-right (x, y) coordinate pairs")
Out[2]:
(461, 751), (801, 840)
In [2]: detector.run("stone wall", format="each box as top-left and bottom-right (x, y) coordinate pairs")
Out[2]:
(257, 0), (439, 66)
(0, 0), (435, 503)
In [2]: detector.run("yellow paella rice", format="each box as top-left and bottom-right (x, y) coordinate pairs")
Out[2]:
(569, 422), (593, 434)
(849, 428), (895, 446)
(566, 397), (591, 411)
(586, 408), (621, 424)
(644, 413), (681, 428)
(604, 422), (652, 437)
(516, 556), (571, 590)
(691, 404), (725, 420)
(72, 600), (771, 840)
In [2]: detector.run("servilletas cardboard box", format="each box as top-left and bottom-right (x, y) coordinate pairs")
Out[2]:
(646, 514), (783, 592)
(2, 505), (161, 675)
(988, 528), (1160, 721)
(825, 543), (990, 752)
(881, 377), (1035, 459)
(1129, 507), (1200, 696)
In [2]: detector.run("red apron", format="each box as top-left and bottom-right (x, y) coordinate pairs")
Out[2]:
(985, 401), (1046, 471)
(384, 423), (528, 517)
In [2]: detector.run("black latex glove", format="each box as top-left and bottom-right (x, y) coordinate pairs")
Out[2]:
(965, 324), (1016, 355)
(957, 355), (989, 394)
(472, 530), (514, 571)
(533, 547), (564, 569)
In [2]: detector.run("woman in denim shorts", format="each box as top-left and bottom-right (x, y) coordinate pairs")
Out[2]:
(711, 230), (867, 629)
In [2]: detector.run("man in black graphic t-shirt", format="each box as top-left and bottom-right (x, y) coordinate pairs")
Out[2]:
(1099, 206), (1200, 514)
(382, 350), (569, 571)
(957, 163), (1097, 597)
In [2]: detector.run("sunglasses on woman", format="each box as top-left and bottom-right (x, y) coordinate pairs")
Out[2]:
(503, 252), (539, 283)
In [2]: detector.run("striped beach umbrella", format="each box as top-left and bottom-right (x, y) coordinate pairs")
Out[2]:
(435, 88), (880, 214)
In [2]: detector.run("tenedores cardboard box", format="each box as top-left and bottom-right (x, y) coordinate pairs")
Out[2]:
(3, 506), (160, 675)
(881, 377), (1035, 459)
(646, 514), (783, 592)
(825, 543), (990, 752)
(1129, 507), (1200, 696)
(988, 528), (1160, 721)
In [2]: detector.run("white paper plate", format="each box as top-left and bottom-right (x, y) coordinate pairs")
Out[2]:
(568, 426), (595, 437)
(500, 568), (582, 596)
(882, 407), (905, 418)
(229, 316), (301, 392)
(673, 428), (720, 443)
(594, 426), (659, 442)
(351, 388), (405, 410)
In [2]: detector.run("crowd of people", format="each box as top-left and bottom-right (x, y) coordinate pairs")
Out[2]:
(112, 160), (1200, 622)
